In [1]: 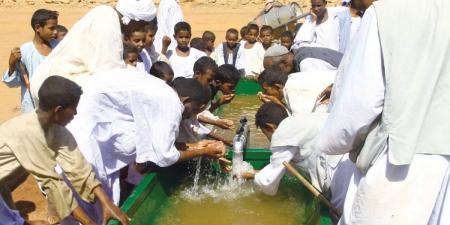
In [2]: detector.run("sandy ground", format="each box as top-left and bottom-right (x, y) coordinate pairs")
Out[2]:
(0, 3), (262, 221)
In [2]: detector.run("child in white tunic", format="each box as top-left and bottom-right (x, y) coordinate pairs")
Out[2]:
(236, 24), (265, 78)
(243, 102), (354, 212)
(166, 22), (206, 78)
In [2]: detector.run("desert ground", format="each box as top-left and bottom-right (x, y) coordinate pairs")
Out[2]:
(0, 0), (339, 221)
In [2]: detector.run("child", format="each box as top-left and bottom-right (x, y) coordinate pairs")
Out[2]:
(244, 102), (354, 212)
(123, 43), (140, 68)
(150, 61), (174, 83)
(237, 23), (265, 79)
(190, 37), (207, 52)
(213, 28), (243, 68)
(141, 23), (170, 68)
(202, 30), (216, 56)
(239, 25), (248, 44)
(280, 30), (294, 50)
(123, 28), (149, 73)
(55, 24), (68, 41)
(257, 66), (288, 110)
(166, 22), (206, 79)
(259, 25), (275, 50)
(3, 9), (58, 113)
(0, 76), (129, 225)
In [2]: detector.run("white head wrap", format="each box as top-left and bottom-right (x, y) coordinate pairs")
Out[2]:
(116, 0), (157, 25)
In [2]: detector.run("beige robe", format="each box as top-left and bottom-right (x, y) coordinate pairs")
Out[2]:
(0, 112), (100, 219)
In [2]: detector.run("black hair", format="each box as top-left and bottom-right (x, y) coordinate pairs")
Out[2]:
(144, 22), (158, 33)
(240, 26), (248, 39)
(31, 9), (58, 31)
(247, 23), (260, 34)
(255, 102), (288, 128)
(202, 31), (216, 42)
(258, 66), (288, 87)
(226, 28), (239, 37)
(38, 76), (82, 111)
(123, 26), (145, 38)
(193, 56), (218, 75)
(260, 25), (273, 34)
(216, 64), (240, 85)
(150, 61), (174, 79)
(171, 77), (211, 105)
(190, 37), (206, 51)
(174, 21), (192, 36)
(55, 24), (67, 33)
(280, 30), (294, 40)
(123, 42), (139, 59)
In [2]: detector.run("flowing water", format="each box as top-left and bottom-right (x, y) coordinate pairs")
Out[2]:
(153, 96), (320, 225)
(214, 95), (270, 149)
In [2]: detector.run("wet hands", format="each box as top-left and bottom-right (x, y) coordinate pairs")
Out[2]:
(218, 93), (235, 106)
(198, 140), (226, 159)
(257, 92), (284, 107)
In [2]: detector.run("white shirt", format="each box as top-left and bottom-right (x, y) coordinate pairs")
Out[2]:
(154, 0), (184, 52)
(314, 7), (385, 156)
(237, 41), (265, 76)
(283, 71), (336, 115)
(67, 68), (183, 181)
(292, 9), (340, 51)
(166, 48), (206, 78)
(31, 5), (125, 99)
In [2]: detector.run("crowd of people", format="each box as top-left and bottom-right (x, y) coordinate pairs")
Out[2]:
(1, 0), (449, 224)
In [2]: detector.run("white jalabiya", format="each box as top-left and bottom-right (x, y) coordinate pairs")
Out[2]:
(299, 58), (337, 72)
(283, 71), (335, 115)
(237, 41), (265, 76)
(67, 68), (183, 204)
(166, 48), (206, 78)
(292, 9), (340, 51)
(254, 113), (355, 211)
(314, 7), (450, 225)
(30, 5), (125, 100)
(115, 0), (156, 25)
(212, 43), (244, 69)
(154, 0), (184, 52)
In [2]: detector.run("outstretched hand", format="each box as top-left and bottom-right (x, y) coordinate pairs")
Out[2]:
(257, 92), (284, 106)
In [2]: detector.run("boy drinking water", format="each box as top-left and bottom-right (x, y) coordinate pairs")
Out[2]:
(3, 9), (58, 113)
(0, 76), (129, 225)
(166, 22), (206, 78)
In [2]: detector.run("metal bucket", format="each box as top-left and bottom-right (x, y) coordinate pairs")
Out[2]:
(253, 2), (304, 29)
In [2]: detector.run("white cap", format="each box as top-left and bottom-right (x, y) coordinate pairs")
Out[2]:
(264, 45), (290, 57)
(116, 0), (157, 25)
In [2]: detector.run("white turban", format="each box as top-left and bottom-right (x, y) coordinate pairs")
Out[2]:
(116, 0), (157, 25)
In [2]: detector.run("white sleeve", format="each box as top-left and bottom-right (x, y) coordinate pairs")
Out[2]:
(254, 146), (297, 195)
(131, 92), (182, 167)
(292, 17), (315, 49)
(314, 6), (385, 155)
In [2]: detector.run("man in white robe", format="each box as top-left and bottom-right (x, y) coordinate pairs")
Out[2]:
(315, 1), (450, 224)
(67, 69), (226, 205)
(154, 0), (184, 53)
(30, 0), (157, 100)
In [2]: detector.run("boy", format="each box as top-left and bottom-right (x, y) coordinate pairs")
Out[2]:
(280, 31), (294, 50)
(259, 25), (275, 50)
(66, 69), (226, 205)
(239, 25), (248, 44)
(3, 9), (58, 113)
(0, 76), (129, 225)
(123, 28), (149, 73)
(55, 24), (68, 41)
(213, 28), (243, 69)
(258, 65), (334, 114)
(150, 61), (174, 83)
(243, 102), (354, 212)
(237, 23), (265, 78)
(166, 22), (206, 79)
(123, 43), (140, 68)
(202, 30), (216, 56)
(190, 37), (207, 53)
(140, 23), (170, 69)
